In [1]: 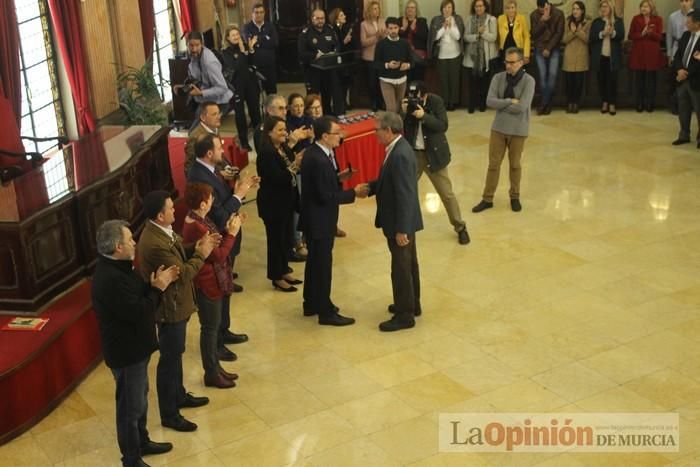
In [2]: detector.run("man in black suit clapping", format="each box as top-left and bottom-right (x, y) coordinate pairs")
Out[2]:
(358, 112), (424, 332)
(299, 116), (368, 325)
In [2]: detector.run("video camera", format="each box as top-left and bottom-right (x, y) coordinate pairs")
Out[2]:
(175, 76), (203, 96)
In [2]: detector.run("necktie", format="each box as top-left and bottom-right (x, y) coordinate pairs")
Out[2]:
(684, 34), (697, 68)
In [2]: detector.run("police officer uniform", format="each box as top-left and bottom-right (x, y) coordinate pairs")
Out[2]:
(298, 23), (345, 116)
(243, 20), (279, 94)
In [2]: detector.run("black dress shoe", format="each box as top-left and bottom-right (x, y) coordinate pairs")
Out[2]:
(304, 304), (338, 317)
(162, 415), (197, 432)
(472, 200), (493, 213)
(286, 266), (294, 274)
(125, 459), (150, 467)
(272, 281), (297, 292)
(178, 392), (209, 409)
(141, 440), (173, 456)
(318, 313), (355, 326)
(218, 366), (239, 380)
(388, 303), (422, 317)
(458, 229), (470, 245)
(217, 347), (238, 361)
(241, 144), (253, 152)
(204, 372), (236, 389)
(288, 250), (307, 262)
(284, 278), (303, 285)
(232, 282), (243, 293)
(232, 272), (239, 279)
(379, 316), (415, 332)
(672, 138), (690, 146)
(222, 330), (249, 344)
(511, 199), (522, 212)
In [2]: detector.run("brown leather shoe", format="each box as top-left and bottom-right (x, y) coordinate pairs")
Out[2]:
(204, 373), (236, 389)
(218, 366), (239, 381)
(335, 226), (347, 237)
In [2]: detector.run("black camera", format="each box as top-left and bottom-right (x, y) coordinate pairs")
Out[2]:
(406, 84), (422, 114)
(176, 76), (202, 96)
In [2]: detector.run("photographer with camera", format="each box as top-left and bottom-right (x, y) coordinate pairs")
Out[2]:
(374, 17), (414, 113)
(401, 81), (470, 245)
(175, 32), (233, 126)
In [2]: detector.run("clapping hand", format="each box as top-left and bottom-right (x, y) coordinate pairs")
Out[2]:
(234, 174), (260, 198)
(569, 21), (577, 33)
(226, 214), (242, 236)
(195, 231), (220, 258)
(248, 35), (258, 49)
(150, 265), (180, 291)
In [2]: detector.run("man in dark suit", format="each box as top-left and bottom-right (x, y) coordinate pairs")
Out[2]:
(187, 134), (258, 358)
(299, 116), (367, 325)
(672, 9), (700, 148)
(184, 101), (221, 176)
(361, 112), (423, 332)
(401, 81), (469, 245)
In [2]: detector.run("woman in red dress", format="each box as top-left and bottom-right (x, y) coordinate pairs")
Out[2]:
(628, 0), (665, 112)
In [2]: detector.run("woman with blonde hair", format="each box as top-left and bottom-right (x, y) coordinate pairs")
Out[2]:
(361, 0), (386, 111)
(497, 0), (530, 65)
(589, 0), (624, 115)
(628, 0), (665, 112)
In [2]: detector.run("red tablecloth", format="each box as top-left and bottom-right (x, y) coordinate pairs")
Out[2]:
(335, 115), (384, 189)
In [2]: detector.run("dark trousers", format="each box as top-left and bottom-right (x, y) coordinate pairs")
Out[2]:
(232, 83), (261, 148)
(264, 214), (293, 280)
(408, 63), (426, 82)
(677, 80), (700, 141)
(112, 357), (150, 466)
(437, 56), (462, 107)
(467, 67), (492, 111)
(387, 234), (420, 322)
(564, 71), (585, 105)
(634, 70), (657, 109)
(305, 67), (345, 116)
(257, 65), (277, 95)
(669, 68), (680, 114)
(303, 236), (334, 316)
(196, 290), (222, 377)
(156, 320), (187, 421)
(597, 57), (618, 105)
(218, 294), (231, 348)
(364, 60), (384, 110)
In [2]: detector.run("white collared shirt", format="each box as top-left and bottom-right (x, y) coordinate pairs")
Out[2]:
(383, 135), (402, 165)
(149, 220), (174, 241)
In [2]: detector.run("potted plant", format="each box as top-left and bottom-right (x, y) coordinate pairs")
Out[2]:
(116, 61), (169, 126)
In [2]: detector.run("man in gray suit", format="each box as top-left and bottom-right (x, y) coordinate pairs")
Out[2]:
(360, 112), (424, 332)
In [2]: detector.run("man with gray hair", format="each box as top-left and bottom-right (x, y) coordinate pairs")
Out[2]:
(472, 47), (534, 213)
(92, 220), (180, 467)
(359, 111), (423, 332)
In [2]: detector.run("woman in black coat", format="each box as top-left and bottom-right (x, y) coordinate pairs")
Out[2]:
(400, 0), (429, 81)
(222, 25), (261, 151)
(256, 116), (304, 292)
(329, 8), (358, 110)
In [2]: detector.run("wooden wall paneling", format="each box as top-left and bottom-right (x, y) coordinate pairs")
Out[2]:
(79, 0), (119, 119)
(110, 0), (146, 70)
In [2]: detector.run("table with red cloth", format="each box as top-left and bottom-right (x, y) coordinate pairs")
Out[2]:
(335, 114), (384, 189)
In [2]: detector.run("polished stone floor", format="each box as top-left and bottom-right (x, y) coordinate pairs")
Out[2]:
(2, 98), (700, 466)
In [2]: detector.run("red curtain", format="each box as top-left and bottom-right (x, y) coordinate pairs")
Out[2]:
(0, 0), (22, 130)
(178, 0), (194, 35)
(139, 0), (156, 59)
(47, 0), (96, 137)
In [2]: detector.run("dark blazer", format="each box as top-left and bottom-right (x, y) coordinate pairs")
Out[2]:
(674, 31), (700, 91)
(221, 44), (253, 92)
(187, 160), (242, 231)
(92, 255), (161, 369)
(369, 136), (423, 238)
(402, 93), (451, 172)
(589, 17), (625, 71)
(399, 17), (429, 53)
(299, 142), (355, 239)
(256, 142), (298, 222)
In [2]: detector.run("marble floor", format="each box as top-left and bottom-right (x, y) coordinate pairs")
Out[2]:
(3, 95), (700, 466)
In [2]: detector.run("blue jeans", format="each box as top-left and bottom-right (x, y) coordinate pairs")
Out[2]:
(111, 356), (150, 466)
(156, 320), (187, 421)
(535, 48), (560, 106)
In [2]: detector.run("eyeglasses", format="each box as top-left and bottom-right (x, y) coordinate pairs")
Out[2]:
(504, 60), (522, 65)
(327, 132), (342, 136)
(309, 105), (322, 110)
